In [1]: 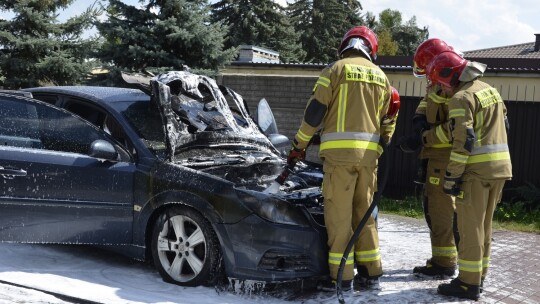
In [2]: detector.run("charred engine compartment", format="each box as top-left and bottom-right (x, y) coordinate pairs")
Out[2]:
(176, 148), (322, 196)
(278, 186), (325, 227)
(174, 146), (326, 227)
(150, 70), (326, 227)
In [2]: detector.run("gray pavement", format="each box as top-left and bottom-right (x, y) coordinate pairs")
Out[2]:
(485, 229), (540, 303)
(0, 213), (537, 304)
(383, 214), (540, 304)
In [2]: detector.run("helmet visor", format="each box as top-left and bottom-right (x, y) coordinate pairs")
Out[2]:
(340, 38), (372, 61)
(413, 61), (426, 78)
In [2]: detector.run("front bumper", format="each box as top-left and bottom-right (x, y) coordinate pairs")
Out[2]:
(217, 213), (328, 282)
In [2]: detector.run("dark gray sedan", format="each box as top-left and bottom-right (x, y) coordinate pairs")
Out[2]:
(0, 71), (328, 287)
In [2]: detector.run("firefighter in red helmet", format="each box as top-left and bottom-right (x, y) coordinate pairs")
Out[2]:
(413, 38), (459, 77)
(426, 51), (512, 301)
(288, 25), (398, 291)
(398, 38), (462, 278)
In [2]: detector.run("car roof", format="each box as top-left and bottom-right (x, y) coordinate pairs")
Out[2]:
(24, 86), (150, 104)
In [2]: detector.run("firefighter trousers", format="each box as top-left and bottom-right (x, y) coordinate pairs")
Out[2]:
(323, 162), (382, 281)
(456, 177), (506, 286)
(423, 158), (458, 267)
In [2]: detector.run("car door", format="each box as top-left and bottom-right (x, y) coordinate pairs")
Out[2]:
(0, 93), (134, 244)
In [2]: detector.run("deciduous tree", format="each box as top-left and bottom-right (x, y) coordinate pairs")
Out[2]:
(373, 9), (428, 56)
(377, 29), (398, 56)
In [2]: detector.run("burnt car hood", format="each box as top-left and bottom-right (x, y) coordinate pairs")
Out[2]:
(145, 71), (295, 190)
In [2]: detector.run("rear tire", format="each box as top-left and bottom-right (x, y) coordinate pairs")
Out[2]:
(151, 205), (222, 286)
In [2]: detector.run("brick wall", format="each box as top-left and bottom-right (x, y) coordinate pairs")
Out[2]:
(220, 75), (316, 139)
(219, 74), (323, 162)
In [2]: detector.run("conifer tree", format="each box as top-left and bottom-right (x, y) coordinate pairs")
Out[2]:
(287, 0), (313, 60)
(288, 0), (363, 63)
(0, 0), (99, 89)
(211, 0), (305, 63)
(96, 0), (236, 73)
(336, 0), (363, 27)
(312, 0), (347, 63)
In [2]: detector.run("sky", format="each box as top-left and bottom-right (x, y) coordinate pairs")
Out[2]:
(2, 0), (539, 52)
(359, 0), (539, 51)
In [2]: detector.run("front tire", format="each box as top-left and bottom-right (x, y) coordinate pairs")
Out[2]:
(151, 205), (222, 286)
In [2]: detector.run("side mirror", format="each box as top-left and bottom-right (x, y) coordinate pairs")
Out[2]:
(89, 140), (118, 161)
(256, 98), (279, 136)
(268, 134), (290, 157)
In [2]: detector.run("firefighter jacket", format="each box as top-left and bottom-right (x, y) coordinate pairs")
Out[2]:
(293, 53), (394, 165)
(416, 85), (453, 160)
(446, 80), (512, 181)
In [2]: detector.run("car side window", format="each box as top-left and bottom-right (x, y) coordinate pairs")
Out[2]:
(64, 100), (135, 156)
(30, 93), (60, 106)
(65, 101), (107, 127)
(0, 97), (42, 148)
(0, 96), (119, 157)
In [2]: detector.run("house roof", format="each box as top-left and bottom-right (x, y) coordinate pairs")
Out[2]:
(363, 36), (540, 72)
(229, 54), (540, 74)
(464, 42), (540, 59)
(228, 36), (540, 74)
(457, 36), (540, 73)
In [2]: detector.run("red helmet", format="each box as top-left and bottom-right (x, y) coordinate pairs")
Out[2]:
(387, 86), (401, 118)
(338, 26), (378, 60)
(426, 51), (469, 88)
(413, 38), (454, 77)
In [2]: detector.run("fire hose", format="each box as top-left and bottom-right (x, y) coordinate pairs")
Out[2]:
(336, 140), (390, 303)
(263, 161), (296, 194)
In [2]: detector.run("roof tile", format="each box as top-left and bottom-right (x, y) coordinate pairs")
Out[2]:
(464, 42), (540, 59)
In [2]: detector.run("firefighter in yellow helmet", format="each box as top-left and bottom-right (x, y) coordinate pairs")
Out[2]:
(398, 38), (462, 278)
(425, 51), (512, 301)
(288, 25), (398, 291)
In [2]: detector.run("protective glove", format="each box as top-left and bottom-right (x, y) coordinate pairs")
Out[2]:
(287, 146), (305, 166)
(396, 115), (429, 153)
(414, 158), (428, 185)
(396, 133), (423, 153)
(412, 115), (430, 134)
(443, 179), (462, 196)
(309, 133), (321, 145)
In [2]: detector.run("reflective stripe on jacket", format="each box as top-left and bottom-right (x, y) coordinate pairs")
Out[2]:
(446, 80), (512, 180)
(293, 53), (393, 165)
(417, 85), (453, 160)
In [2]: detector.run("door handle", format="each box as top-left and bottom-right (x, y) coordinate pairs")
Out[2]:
(0, 166), (27, 179)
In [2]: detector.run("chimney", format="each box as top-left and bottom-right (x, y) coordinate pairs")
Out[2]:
(535, 33), (540, 52)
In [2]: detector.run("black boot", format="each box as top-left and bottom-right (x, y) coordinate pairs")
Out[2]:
(438, 278), (480, 301)
(354, 265), (381, 291)
(353, 274), (380, 290)
(413, 259), (456, 277)
(480, 278), (484, 293)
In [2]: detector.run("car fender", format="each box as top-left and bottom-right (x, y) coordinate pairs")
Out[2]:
(133, 190), (217, 241)
(133, 189), (239, 266)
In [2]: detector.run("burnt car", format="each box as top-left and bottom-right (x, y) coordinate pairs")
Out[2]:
(0, 71), (328, 287)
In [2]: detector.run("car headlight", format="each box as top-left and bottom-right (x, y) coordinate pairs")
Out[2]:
(236, 190), (310, 227)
